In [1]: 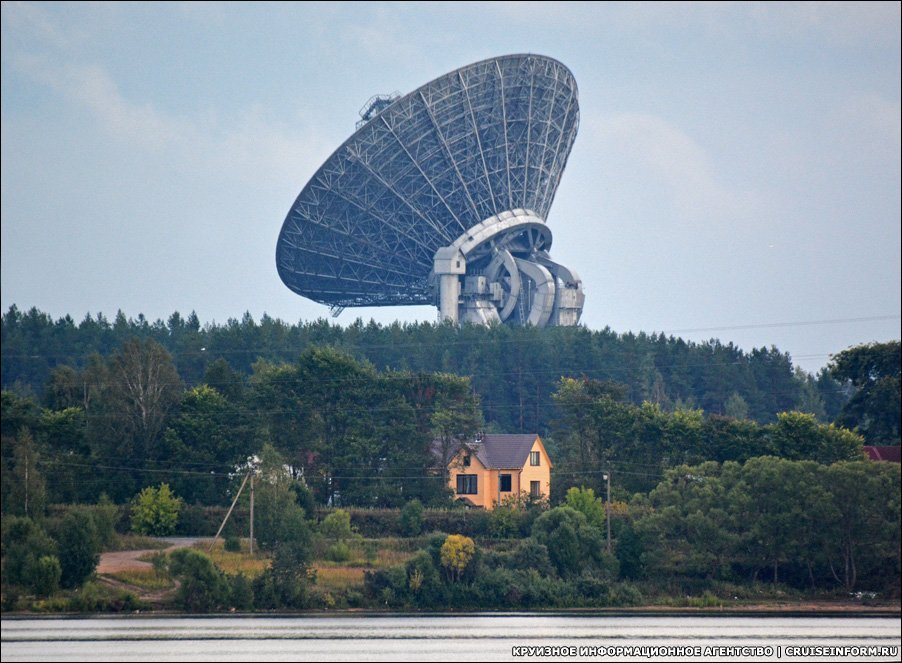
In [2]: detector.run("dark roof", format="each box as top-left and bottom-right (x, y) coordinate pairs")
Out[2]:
(432, 434), (540, 469)
(863, 446), (902, 463)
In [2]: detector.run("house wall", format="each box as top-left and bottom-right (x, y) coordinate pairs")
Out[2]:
(448, 451), (495, 509)
(446, 436), (553, 510)
(518, 437), (551, 501)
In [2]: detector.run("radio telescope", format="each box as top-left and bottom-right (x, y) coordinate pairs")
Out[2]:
(276, 54), (584, 327)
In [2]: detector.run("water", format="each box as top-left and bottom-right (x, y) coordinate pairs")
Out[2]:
(2, 614), (900, 661)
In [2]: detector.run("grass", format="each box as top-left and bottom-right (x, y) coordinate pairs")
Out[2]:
(314, 566), (366, 592)
(315, 537), (421, 568)
(105, 569), (174, 591)
(196, 540), (270, 578)
(104, 534), (171, 552)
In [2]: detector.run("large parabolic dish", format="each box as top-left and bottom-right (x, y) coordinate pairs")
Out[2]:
(276, 54), (584, 327)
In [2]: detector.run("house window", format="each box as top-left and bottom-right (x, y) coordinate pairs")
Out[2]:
(530, 480), (541, 498)
(463, 455), (471, 467)
(500, 474), (512, 492)
(530, 451), (540, 466)
(457, 474), (478, 495)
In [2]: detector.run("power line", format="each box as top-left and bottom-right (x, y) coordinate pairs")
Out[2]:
(662, 315), (900, 335)
(3, 313), (897, 363)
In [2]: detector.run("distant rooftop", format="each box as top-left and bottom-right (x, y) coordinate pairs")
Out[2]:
(863, 445), (902, 463)
(432, 433), (542, 469)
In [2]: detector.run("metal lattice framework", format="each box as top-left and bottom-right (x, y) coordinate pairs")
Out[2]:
(276, 54), (580, 309)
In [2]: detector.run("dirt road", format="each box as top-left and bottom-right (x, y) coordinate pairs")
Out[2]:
(97, 537), (210, 574)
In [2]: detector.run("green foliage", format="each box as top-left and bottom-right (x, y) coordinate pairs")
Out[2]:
(638, 457), (901, 592)
(224, 536), (241, 553)
(766, 411), (865, 463)
(56, 510), (100, 588)
(92, 495), (121, 548)
(319, 510), (355, 541)
(552, 377), (868, 496)
(229, 573), (254, 611)
(531, 506), (613, 579)
(830, 341), (901, 445)
(489, 496), (527, 538)
(253, 444), (313, 551)
(400, 499), (425, 537)
(159, 384), (254, 504)
(326, 541), (352, 562)
(5, 307), (854, 504)
(253, 539), (314, 609)
(169, 548), (230, 612)
(25, 555), (62, 597)
(130, 483), (183, 536)
(2, 427), (47, 518)
(2, 516), (57, 589)
(564, 487), (606, 529)
(67, 580), (143, 613)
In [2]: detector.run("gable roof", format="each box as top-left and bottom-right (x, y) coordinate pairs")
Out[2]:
(863, 445), (902, 463)
(433, 433), (542, 469)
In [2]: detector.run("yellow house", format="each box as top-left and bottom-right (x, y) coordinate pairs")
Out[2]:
(437, 434), (552, 510)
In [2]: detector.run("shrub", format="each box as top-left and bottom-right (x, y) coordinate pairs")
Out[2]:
(93, 495), (122, 546)
(2, 516), (57, 588)
(26, 555), (61, 597)
(130, 484), (183, 536)
(57, 510), (100, 588)
(326, 541), (352, 562)
(224, 536), (241, 553)
(400, 499), (425, 537)
(404, 550), (443, 605)
(253, 540), (314, 609)
(229, 573), (254, 611)
(320, 510), (355, 540)
(169, 548), (229, 612)
(565, 487), (606, 529)
(609, 581), (644, 606)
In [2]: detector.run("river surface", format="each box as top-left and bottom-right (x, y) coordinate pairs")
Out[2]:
(2, 614), (900, 661)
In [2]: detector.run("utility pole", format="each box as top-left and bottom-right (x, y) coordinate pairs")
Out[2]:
(604, 471), (611, 554)
(249, 472), (255, 555)
(210, 470), (251, 552)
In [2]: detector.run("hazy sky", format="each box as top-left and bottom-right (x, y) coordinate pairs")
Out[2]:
(2, 2), (900, 373)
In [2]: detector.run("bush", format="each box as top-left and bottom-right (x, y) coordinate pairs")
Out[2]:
(25, 555), (61, 597)
(319, 510), (355, 540)
(169, 548), (229, 612)
(2, 516), (57, 589)
(57, 510), (100, 588)
(253, 540), (314, 609)
(130, 484), (183, 536)
(326, 541), (352, 562)
(68, 580), (143, 613)
(400, 500), (424, 537)
(224, 536), (241, 553)
(229, 573), (254, 611)
(609, 581), (644, 606)
(93, 495), (122, 546)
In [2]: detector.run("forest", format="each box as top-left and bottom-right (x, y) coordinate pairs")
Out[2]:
(0, 304), (866, 431)
(1, 305), (899, 611)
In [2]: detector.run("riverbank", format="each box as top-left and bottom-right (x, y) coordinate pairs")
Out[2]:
(3, 614), (901, 662)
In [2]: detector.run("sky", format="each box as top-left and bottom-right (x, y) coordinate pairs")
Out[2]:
(2, 2), (900, 374)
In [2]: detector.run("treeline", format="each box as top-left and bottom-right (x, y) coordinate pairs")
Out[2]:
(2, 331), (896, 511)
(366, 460), (900, 610)
(2, 305), (851, 433)
(550, 377), (867, 495)
(1, 342), (480, 508)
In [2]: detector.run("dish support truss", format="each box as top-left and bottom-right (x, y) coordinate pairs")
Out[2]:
(432, 209), (584, 327)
